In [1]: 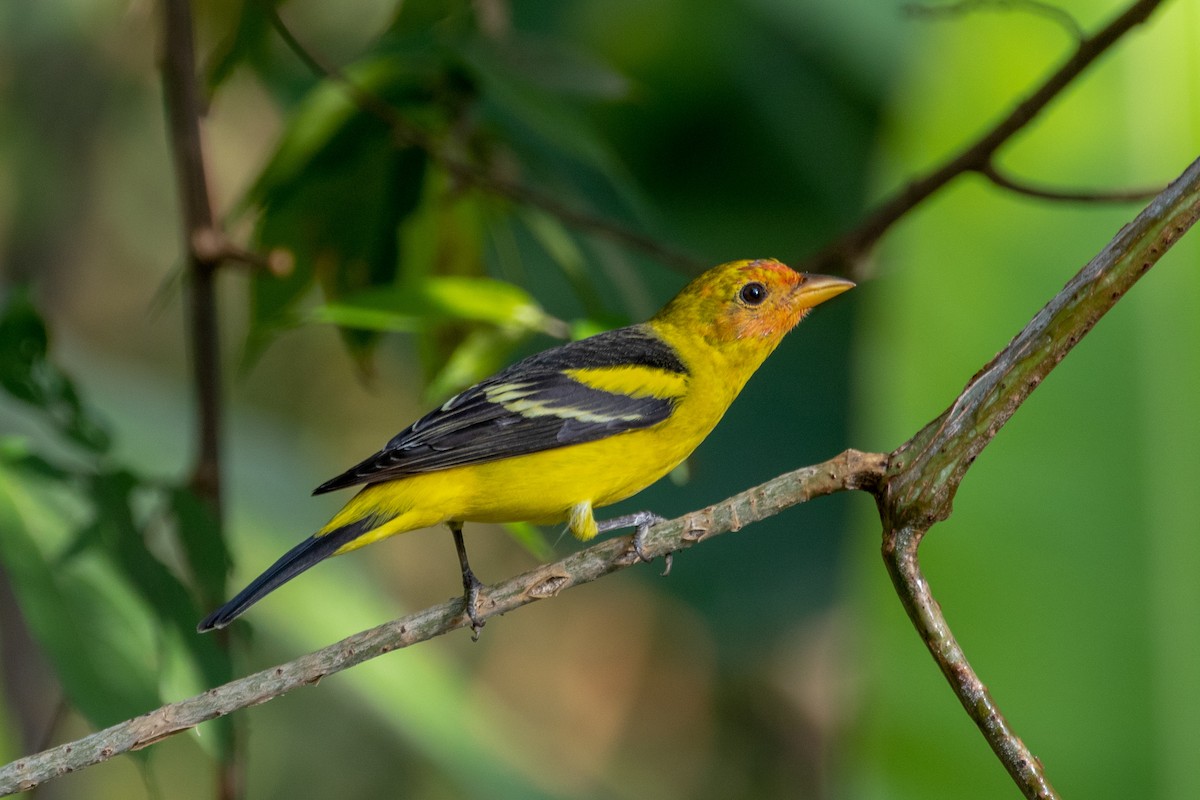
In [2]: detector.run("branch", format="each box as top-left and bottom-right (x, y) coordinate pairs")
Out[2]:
(190, 228), (294, 276)
(902, 0), (1086, 41)
(880, 157), (1200, 798)
(0, 450), (887, 796)
(978, 162), (1163, 203)
(160, 0), (225, 514)
(801, 0), (1164, 277)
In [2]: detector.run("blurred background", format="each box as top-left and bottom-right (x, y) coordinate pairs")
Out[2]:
(0, 0), (1197, 797)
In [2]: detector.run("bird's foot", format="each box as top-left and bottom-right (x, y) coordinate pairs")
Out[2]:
(461, 567), (486, 641)
(598, 511), (671, 575)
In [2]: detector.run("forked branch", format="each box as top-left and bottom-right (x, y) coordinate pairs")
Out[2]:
(880, 158), (1200, 798)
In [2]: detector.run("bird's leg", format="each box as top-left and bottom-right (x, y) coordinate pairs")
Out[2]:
(449, 522), (486, 640)
(596, 511), (672, 575)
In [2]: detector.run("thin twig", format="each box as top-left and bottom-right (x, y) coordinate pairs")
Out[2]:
(264, 5), (705, 274)
(902, 0), (1086, 41)
(190, 228), (293, 276)
(0, 450), (887, 796)
(978, 162), (1163, 203)
(880, 157), (1200, 797)
(801, 0), (1164, 278)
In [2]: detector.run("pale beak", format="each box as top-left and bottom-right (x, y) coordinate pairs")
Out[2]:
(792, 273), (856, 309)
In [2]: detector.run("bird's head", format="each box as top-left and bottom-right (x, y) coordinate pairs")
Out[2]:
(655, 258), (854, 348)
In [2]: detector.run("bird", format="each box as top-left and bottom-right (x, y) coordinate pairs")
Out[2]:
(197, 258), (853, 635)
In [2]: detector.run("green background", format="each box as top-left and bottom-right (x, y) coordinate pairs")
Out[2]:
(0, 0), (1197, 797)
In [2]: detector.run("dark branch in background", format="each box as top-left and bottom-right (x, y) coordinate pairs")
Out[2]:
(978, 163), (1163, 203)
(158, 1), (242, 798)
(902, 0), (1087, 41)
(802, 0), (1164, 278)
(0, 450), (888, 795)
(265, 6), (706, 274)
(161, 0), (224, 515)
(190, 228), (293, 276)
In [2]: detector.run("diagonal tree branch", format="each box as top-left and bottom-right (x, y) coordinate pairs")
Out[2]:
(886, 157), (1200, 529)
(801, 0), (1165, 278)
(0, 450), (887, 796)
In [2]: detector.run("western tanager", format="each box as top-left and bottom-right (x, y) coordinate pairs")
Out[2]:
(199, 259), (853, 634)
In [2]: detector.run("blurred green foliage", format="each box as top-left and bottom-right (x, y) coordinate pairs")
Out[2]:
(0, 290), (233, 757)
(0, 0), (1196, 798)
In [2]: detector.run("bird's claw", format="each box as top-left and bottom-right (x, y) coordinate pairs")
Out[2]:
(597, 510), (672, 575)
(461, 567), (486, 641)
(632, 524), (652, 562)
(629, 512), (670, 575)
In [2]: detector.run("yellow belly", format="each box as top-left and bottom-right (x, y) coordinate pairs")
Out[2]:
(448, 424), (695, 523)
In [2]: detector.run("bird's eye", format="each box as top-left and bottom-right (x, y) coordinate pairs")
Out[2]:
(739, 282), (767, 306)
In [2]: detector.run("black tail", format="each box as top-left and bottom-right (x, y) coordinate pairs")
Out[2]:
(197, 518), (374, 632)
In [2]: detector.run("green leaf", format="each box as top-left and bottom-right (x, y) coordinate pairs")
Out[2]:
(569, 316), (622, 341)
(313, 275), (563, 335)
(457, 34), (646, 222)
(57, 517), (107, 565)
(0, 288), (110, 453)
(244, 53), (436, 366)
(460, 32), (630, 100)
(0, 436), (71, 481)
(205, 0), (277, 94)
(501, 522), (552, 561)
(394, 168), (488, 286)
(519, 209), (609, 318)
(0, 464), (160, 728)
(414, 274), (552, 331)
(387, 0), (473, 38)
(0, 287), (49, 406)
(459, 38), (629, 173)
(85, 471), (232, 692)
(422, 326), (526, 402)
(168, 486), (231, 610)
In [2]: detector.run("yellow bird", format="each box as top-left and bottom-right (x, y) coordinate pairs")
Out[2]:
(199, 259), (853, 634)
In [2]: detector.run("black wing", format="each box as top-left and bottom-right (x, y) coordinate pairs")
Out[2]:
(313, 325), (688, 494)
